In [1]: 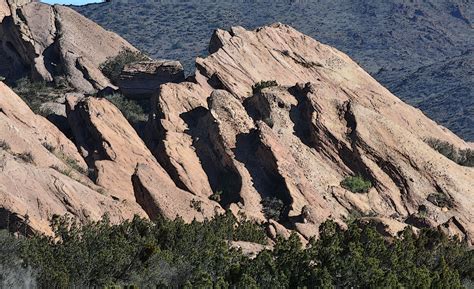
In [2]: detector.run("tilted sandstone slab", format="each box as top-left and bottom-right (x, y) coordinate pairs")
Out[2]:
(0, 0), (137, 92)
(66, 95), (222, 221)
(145, 23), (473, 243)
(0, 82), (144, 234)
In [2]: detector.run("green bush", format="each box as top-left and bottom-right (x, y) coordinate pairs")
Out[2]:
(17, 151), (34, 164)
(341, 175), (372, 193)
(261, 196), (285, 221)
(12, 78), (71, 115)
(105, 94), (147, 124)
(0, 140), (10, 151)
(425, 138), (474, 167)
(100, 49), (149, 84)
(427, 193), (453, 208)
(11, 215), (471, 288)
(252, 80), (278, 94)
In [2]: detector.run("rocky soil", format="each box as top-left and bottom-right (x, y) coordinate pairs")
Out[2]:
(0, 0), (473, 245)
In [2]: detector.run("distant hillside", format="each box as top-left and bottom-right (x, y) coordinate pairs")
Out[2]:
(72, 0), (473, 141)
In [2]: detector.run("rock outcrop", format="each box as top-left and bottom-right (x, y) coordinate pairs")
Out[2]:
(117, 60), (185, 100)
(0, 82), (145, 234)
(0, 0), (137, 93)
(0, 21), (472, 244)
(145, 23), (473, 243)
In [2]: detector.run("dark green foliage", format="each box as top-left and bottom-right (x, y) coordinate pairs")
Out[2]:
(252, 80), (278, 94)
(427, 192), (454, 208)
(4, 214), (471, 288)
(17, 151), (34, 164)
(0, 140), (10, 151)
(105, 93), (147, 124)
(12, 78), (72, 115)
(426, 138), (474, 167)
(100, 49), (148, 84)
(341, 175), (372, 193)
(209, 190), (223, 202)
(261, 196), (284, 221)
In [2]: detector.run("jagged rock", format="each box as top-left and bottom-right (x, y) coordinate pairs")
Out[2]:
(145, 23), (473, 243)
(132, 163), (222, 222)
(0, 0), (138, 92)
(0, 82), (144, 234)
(117, 60), (185, 99)
(66, 94), (223, 221)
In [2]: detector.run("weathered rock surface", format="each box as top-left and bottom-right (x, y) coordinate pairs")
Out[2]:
(117, 60), (185, 99)
(0, 21), (472, 244)
(0, 0), (137, 93)
(145, 23), (473, 243)
(0, 82), (144, 234)
(66, 95), (222, 219)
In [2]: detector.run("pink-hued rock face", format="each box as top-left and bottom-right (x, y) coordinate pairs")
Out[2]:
(0, 0), (137, 92)
(145, 23), (473, 243)
(0, 22), (472, 244)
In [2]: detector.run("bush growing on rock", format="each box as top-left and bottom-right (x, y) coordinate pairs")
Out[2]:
(341, 175), (372, 193)
(11, 78), (71, 115)
(252, 80), (278, 94)
(100, 49), (149, 84)
(425, 138), (474, 167)
(261, 196), (285, 221)
(105, 93), (147, 124)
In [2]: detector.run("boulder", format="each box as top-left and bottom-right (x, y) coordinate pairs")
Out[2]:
(117, 60), (185, 100)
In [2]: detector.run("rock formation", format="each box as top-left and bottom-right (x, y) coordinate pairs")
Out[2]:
(0, 20), (472, 244)
(117, 60), (185, 99)
(0, 0), (137, 93)
(145, 23), (473, 243)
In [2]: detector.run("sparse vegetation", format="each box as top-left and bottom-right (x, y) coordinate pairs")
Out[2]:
(17, 151), (34, 164)
(12, 78), (72, 115)
(252, 80), (278, 94)
(427, 192), (454, 208)
(50, 165), (72, 177)
(209, 190), (223, 202)
(105, 93), (147, 124)
(190, 199), (203, 212)
(341, 175), (372, 193)
(0, 140), (10, 151)
(261, 196), (285, 221)
(425, 138), (474, 167)
(44, 144), (87, 175)
(100, 49), (149, 84)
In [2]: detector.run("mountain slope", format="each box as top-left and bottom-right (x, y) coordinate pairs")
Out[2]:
(72, 0), (474, 141)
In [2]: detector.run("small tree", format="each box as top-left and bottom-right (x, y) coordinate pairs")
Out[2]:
(252, 80), (278, 94)
(100, 49), (149, 84)
(341, 175), (372, 193)
(261, 196), (285, 221)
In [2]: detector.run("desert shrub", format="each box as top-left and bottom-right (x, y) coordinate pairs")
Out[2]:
(252, 80), (278, 94)
(17, 152), (34, 164)
(100, 49), (148, 84)
(261, 196), (285, 221)
(44, 144), (87, 174)
(105, 93), (147, 124)
(190, 199), (203, 212)
(0, 140), (10, 151)
(425, 138), (474, 167)
(209, 190), (223, 202)
(427, 193), (454, 208)
(341, 175), (372, 193)
(0, 212), (469, 288)
(12, 78), (71, 115)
